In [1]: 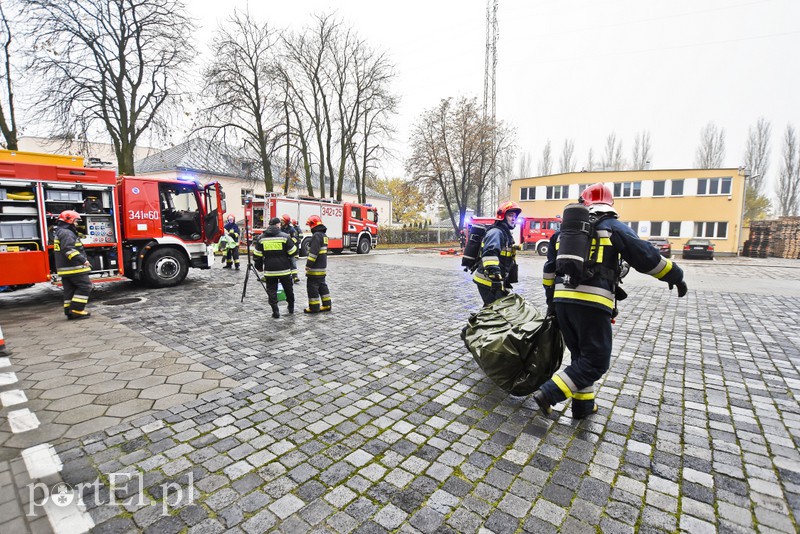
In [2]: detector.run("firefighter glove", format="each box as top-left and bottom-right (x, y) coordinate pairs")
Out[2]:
(546, 303), (556, 317)
(669, 280), (688, 297)
(486, 267), (502, 281)
(491, 279), (504, 291)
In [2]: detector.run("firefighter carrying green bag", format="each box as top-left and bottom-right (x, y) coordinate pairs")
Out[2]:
(462, 293), (564, 396)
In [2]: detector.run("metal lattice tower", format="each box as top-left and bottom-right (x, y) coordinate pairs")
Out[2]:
(483, 0), (498, 210)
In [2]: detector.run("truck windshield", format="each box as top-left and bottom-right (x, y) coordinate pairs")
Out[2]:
(160, 183), (201, 241)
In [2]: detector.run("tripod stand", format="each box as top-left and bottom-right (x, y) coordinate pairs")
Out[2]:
(240, 200), (269, 302)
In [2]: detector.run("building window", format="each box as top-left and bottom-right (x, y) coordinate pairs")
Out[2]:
(622, 221), (638, 231)
(520, 187), (536, 201)
(613, 181), (642, 198)
(546, 185), (569, 200)
(671, 179), (684, 196)
(653, 180), (665, 196)
(694, 221), (728, 238)
(241, 188), (254, 201)
(668, 221), (681, 237)
(651, 221), (663, 236)
(697, 177), (732, 196)
(578, 184), (589, 194)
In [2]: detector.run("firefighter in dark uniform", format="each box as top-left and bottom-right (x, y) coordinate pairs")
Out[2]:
(223, 214), (241, 269)
(53, 210), (93, 320)
(253, 217), (297, 318)
(472, 201), (522, 306)
(534, 183), (688, 419)
(280, 214), (301, 283)
(304, 215), (331, 313)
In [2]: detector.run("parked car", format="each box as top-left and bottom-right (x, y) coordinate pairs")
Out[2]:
(647, 237), (672, 258)
(682, 238), (715, 259)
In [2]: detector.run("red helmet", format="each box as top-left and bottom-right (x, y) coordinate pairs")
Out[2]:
(495, 201), (522, 221)
(291, 219), (298, 225)
(306, 215), (322, 228)
(226, 214), (235, 223)
(58, 210), (82, 225)
(281, 214), (292, 224)
(580, 183), (614, 206)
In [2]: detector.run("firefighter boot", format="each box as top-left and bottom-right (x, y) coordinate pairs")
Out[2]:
(271, 304), (280, 319)
(223, 263), (231, 269)
(303, 305), (320, 314)
(68, 310), (92, 321)
(320, 296), (331, 312)
(287, 300), (295, 314)
(235, 263), (240, 270)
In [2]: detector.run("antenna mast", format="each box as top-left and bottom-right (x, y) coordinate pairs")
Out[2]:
(483, 0), (499, 211)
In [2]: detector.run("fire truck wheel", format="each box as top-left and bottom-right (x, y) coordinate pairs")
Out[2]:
(536, 242), (549, 256)
(299, 238), (310, 257)
(356, 236), (371, 254)
(144, 248), (189, 287)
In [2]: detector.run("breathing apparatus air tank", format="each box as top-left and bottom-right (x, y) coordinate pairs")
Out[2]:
(461, 224), (487, 271)
(555, 203), (592, 288)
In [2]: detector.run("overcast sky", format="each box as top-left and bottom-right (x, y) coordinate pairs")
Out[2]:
(194, 0), (797, 195)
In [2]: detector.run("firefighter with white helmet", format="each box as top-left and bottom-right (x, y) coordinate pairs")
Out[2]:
(535, 183), (688, 419)
(53, 210), (93, 320)
(222, 214), (241, 269)
(473, 201), (522, 306)
(304, 215), (331, 313)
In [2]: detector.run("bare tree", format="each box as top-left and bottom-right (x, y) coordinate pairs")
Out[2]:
(406, 96), (514, 234)
(197, 10), (282, 192)
(558, 138), (576, 173)
(282, 14), (396, 201)
(0, 1), (18, 149)
(776, 124), (799, 216)
(694, 122), (726, 169)
(602, 132), (624, 170)
(537, 139), (552, 176)
(631, 130), (651, 170)
(23, 0), (195, 175)
(743, 117), (771, 193)
(516, 151), (531, 178)
(585, 148), (595, 171)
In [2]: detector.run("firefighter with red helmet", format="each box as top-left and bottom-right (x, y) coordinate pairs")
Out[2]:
(223, 214), (241, 269)
(304, 215), (331, 313)
(534, 183), (688, 419)
(280, 214), (301, 283)
(473, 201), (522, 305)
(53, 210), (93, 320)
(253, 217), (297, 318)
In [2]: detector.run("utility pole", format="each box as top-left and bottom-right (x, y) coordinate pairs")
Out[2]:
(483, 0), (499, 213)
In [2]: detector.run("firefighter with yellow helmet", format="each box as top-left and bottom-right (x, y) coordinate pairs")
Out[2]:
(53, 210), (93, 320)
(473, 201), (522, 306)
(534, 183), (687, 419)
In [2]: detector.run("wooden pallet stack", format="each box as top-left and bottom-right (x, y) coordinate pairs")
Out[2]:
(743, 217), (800, 259)
(743, 221), (772, 258)
(775, 217), (800, 259)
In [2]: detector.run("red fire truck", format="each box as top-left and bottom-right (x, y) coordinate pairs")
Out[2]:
(0, 154), (225, 290)
(245, 194), (378, 255)
(467, 215), (561, 255)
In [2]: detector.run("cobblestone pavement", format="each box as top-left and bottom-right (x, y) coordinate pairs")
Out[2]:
(1, 251), (799, 533)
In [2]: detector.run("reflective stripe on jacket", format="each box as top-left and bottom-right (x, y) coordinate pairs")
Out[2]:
(543, 216), (684, 313)
(306, 225), (328, 277)
(53, 222), (90, 277)
(473, 221), (516, 287)
(253, 226), (297, 277)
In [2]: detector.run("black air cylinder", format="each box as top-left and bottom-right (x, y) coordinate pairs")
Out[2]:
(555, 203), (591, 287)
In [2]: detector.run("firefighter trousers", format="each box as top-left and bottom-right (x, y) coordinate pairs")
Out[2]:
(539, 303), (612, 417)
(306, 275), (330, 312)
(62, 274), (93, 317)
(225, 247), (240, 268)
(265, 275), (294, 309)
(476, 283), (506, 306)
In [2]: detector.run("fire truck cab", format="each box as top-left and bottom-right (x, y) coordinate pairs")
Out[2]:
(466, 215), (560, 256)
(0, 154), (225, 290)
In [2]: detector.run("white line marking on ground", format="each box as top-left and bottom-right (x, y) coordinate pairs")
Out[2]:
(8, 408), (40, 433)
(0, 371), (18, 385)
(22, 443), (63, 479)
(0, 389), (28, 407)
(43, 496), (94, 534)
